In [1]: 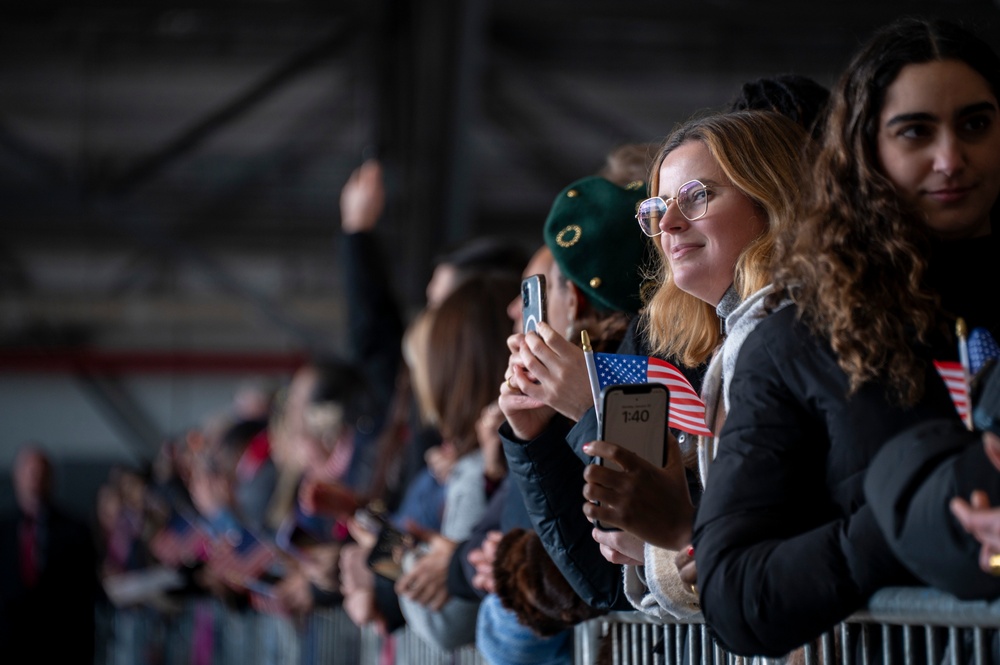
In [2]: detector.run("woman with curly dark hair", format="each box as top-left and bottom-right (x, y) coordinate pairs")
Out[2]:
(692, 16), (1000, 658)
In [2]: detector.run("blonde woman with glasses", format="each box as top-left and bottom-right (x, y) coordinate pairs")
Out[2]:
(579, 110), (809, 622)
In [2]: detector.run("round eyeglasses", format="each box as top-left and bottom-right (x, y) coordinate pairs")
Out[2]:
(635, 179), (712, 237)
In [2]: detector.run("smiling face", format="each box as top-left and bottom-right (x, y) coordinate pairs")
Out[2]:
(655, 140), (766, 305)
(877, 59), (1000, 239)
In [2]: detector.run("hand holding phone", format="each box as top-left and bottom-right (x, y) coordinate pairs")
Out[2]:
(592, 383), (670, 530)
(366, 523), (416, 582)
(521, 274), (547, 334)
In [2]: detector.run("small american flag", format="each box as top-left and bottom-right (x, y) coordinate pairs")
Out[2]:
(323, 438), (355, 481)
(208, 527), (277, 589)
(934, 360), (970, 424)
(593, 353), (712, 437)
(150, 511), (210, 568)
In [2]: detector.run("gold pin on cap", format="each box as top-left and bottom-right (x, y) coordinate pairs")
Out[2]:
(556, 225), (582, 247)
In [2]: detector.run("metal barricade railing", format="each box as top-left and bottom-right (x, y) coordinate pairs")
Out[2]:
(96, 587), (1000, 665)
(96, 598), (485, 665)
(574, 587), (1000, 665)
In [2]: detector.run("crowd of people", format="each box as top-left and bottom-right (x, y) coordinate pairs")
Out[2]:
(4, 14), (1000, 665)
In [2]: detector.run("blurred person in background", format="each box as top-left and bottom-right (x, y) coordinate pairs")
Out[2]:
(0, 443), (99, 664)
(728, 73), (830, 139)
(96, 464), (157, 579)
(303, 159), (528, 638)
(338, 158), (529, 513)
(393, 272), (518, 650)
(335, 272), (518, 648)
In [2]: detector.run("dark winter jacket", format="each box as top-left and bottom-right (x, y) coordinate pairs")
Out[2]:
(692, 304), (960, 657)
(693, 232), (1000, 657)
(500, 317), (704, 610)
(865, 418), (1000, 600)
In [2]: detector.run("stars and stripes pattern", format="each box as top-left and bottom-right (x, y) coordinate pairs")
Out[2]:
(208, 527), (278, 589)
(593, 352), (712, 437)
(150, 511), (210, 568)
(969, 327), (1000, 376)
(323, 439), (355, 481)
(934, 360), (971, 424)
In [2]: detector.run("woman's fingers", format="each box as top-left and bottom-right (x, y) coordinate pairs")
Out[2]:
(584, 440), (642, 472)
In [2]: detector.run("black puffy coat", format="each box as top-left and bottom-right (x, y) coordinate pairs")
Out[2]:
(866, 418), (1000, 600)
(692, 305), (959, 657)
(500, 317), (704, 610)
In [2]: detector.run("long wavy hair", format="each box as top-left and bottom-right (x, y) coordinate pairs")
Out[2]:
(641, 111), (807, 367)
(770, 17), (1000, 405)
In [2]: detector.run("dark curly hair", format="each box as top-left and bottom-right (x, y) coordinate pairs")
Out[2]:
(492, 528), (606, 636)
(770, 17), (1000, 405)
(729, 74), (831, 139)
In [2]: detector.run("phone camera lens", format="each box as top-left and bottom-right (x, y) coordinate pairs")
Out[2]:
(522, 284), (529, 307)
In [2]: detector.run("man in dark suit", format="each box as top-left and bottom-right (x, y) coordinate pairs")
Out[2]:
(0, 443), (99, 664)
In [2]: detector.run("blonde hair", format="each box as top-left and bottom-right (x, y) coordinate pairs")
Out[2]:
(403, 308), (435, 427)
(641, 111), (806, 366)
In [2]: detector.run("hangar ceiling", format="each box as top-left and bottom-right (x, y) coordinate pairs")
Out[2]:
(3, 0), (1000, 359)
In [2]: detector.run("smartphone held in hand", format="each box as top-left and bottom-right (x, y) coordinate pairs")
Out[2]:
(521, 274), (547, 334)
(366, 523), (416, 582)
(592, 383), (670, 530)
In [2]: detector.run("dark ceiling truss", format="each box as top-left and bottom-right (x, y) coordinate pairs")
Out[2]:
(68, 86), (366, 252)
(3, 0), (1000, 347)
(478, 59), (665, 196)
(0, 119), (74, 191)
(21, 19), (362, 355)
(97, 25), (356, 199)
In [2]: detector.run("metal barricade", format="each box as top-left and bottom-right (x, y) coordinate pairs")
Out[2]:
(358, 623), (485, 665)
(97, 587), (1000, 664)
(574, 588), (1000, 665)
(96, 598), (484, 665)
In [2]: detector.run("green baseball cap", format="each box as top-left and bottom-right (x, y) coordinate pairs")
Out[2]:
(543, 176), (654, 315)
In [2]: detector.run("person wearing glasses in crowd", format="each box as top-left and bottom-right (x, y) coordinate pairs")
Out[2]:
(579, 110), (808, 623)
(497, 76), (828, 627)
(688, 17), (1000, 658)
